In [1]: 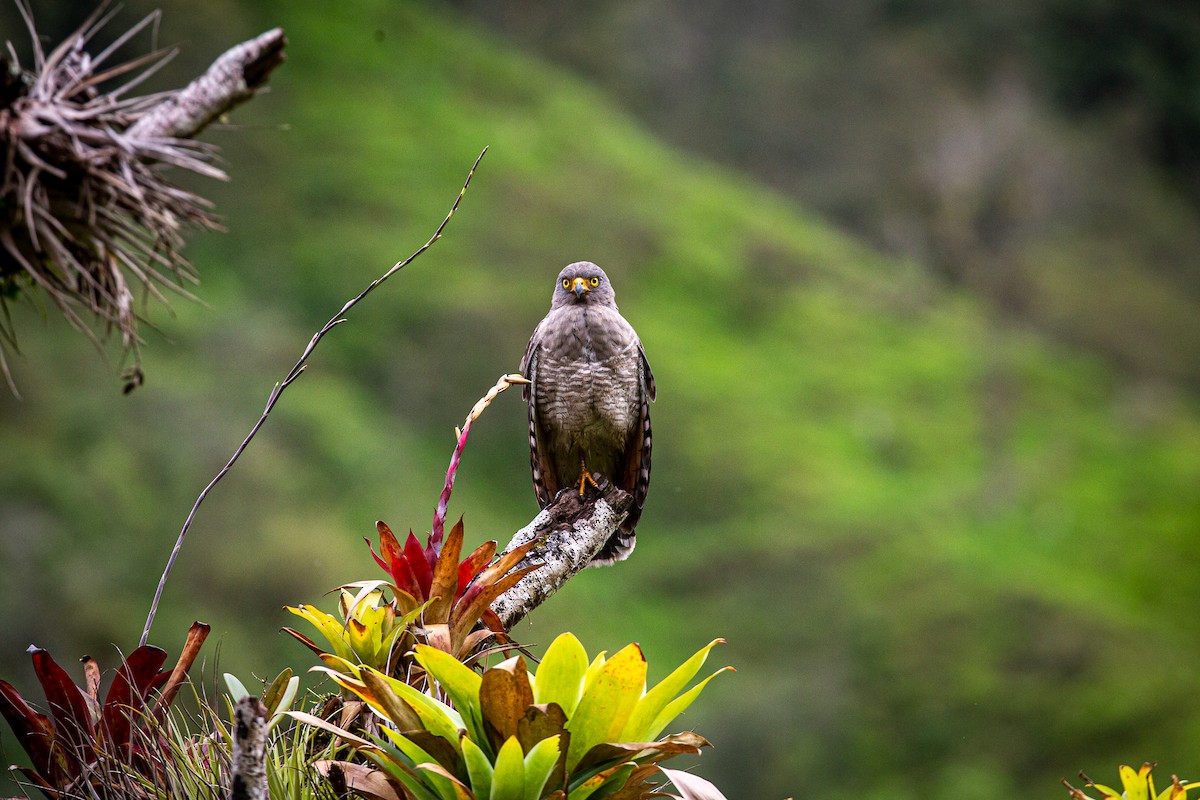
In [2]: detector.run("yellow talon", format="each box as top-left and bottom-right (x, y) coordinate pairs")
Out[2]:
(577, 458), (600, 496)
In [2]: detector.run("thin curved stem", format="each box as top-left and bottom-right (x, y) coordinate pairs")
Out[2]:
(139, 147), (488, 646)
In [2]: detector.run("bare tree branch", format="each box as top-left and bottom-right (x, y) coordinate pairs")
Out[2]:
(491, 478), (633, 631)
(128, 28), (286, 140)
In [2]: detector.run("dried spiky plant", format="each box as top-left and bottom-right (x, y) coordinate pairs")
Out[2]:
(0, 2), (285, 392)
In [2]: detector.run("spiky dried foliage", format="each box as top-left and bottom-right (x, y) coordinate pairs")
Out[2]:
(0, 2), (285, 392)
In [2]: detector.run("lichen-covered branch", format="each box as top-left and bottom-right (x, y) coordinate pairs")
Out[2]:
(229, 696), (268, 800)
(491, 477), (633, 630)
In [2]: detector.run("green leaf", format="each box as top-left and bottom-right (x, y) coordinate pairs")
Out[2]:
(362, 669), (424, 732)
(360, 745), (443, 800)
(1121, 764), (1151, 800)
(564, 644), (646, 771)
(565, 764), (632, 800)
(642, 668), (731, 742)
(533, 633), (589, 717)
(310, 662), (368, 699)
(523, 734), (561, 800)
(619, 640), (725, 742)
(364, 667), (466, 745)
(491, 736), (526, 800)
(462, 736), (494, 799)
(224, 673), (249, 702)
(264, 673), (300, 732)
(263, 669), (296, 714)
(286, 604), (354, 662)
(415, 762), (474, 800)
(378, 728), (442, 772)
(582, 652), (608, 696)
(414, 645), (486, 746)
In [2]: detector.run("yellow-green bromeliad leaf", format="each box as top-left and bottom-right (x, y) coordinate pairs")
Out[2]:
(522, 735), (561, 800)
(461, 737), (493, 799)
(414, 645), (487, 748)
(620, 639), (726, 743)
(533, 633), (589, 717)
(564, 643), (646, 771)
(491, 736), (526, 799)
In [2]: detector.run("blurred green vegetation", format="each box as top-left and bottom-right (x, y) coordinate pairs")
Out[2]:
(2, 2), (1200, 799)
(453, 0), (1200, 389)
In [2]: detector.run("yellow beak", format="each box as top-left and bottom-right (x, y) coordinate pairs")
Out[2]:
(571, 277), (589, 296)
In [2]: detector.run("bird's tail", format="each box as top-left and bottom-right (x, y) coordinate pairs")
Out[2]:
(587, 518), (637, 567)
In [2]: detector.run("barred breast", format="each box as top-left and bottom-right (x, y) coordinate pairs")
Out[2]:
(533, 304), (642, 488)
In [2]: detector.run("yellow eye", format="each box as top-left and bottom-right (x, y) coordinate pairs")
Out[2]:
(562, 278), (570, 289)
(589, 277), (600, 286)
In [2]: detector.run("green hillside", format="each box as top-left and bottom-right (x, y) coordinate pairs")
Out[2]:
(2, 2), (1199, 798)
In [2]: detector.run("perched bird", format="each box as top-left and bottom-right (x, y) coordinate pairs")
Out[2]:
(521, 261), (656, 565)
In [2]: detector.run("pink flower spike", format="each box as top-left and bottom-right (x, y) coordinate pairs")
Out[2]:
(431, 415), (473, 547)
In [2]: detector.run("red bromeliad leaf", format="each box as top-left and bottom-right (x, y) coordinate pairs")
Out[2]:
(0, 626), (208, 794)
(451, 540), (539, 631)
(0, 679), (58, 778)
(479, 609), (507, 635)
(391, 555), (423, 603)
(403, 529), (435, 599)
(102, 646), (168, 752)
(376, 521), (405, 569)
(29, 647), (95, 767)
(370, 523), (422, 600)
(457, 540), (495, 591)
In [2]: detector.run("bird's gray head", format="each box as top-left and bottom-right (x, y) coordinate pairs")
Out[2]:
(550, 261), (617, 309)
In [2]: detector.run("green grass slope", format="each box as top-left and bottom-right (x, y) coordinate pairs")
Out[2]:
(2, 2), (1199, 798)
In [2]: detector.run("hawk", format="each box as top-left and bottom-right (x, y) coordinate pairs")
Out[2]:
(521, 261), (656, 565)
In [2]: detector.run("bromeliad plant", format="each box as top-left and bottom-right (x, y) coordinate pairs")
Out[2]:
(1065, 763), (1200, 800)
(290, 633), (731, 800)
(366, 515), (536, 661)
(283, 517), (538, 683)
(284, 584), (429, 677)
(283, 376), (539, 682)
(0, 622), (209, 798)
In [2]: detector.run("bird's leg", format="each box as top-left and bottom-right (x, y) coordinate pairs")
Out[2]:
(577, 456), (600, 496)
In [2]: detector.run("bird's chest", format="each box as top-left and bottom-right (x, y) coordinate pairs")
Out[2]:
(534, 319), (639, 449)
